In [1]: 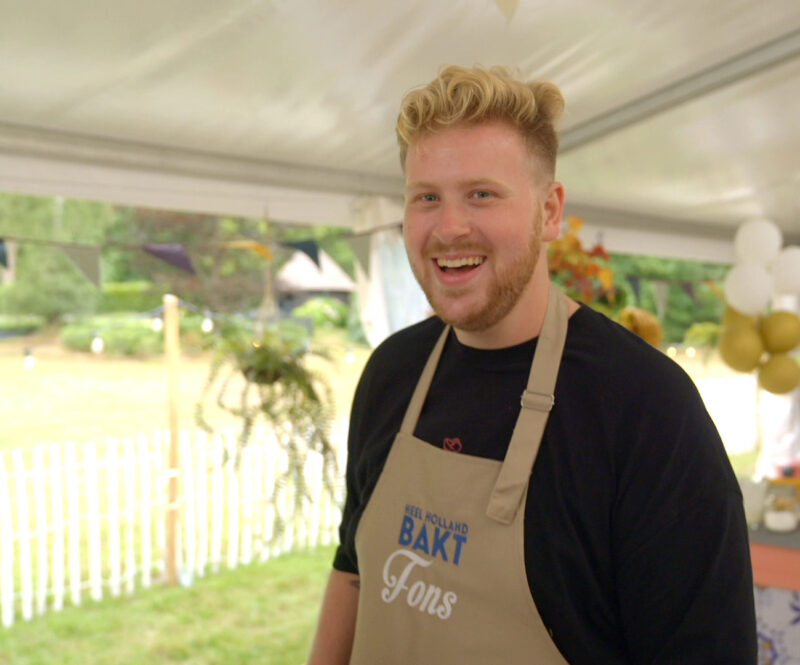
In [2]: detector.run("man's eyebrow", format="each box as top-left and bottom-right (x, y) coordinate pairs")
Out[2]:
(405, 178), (508, 191)
(462, 178), (507, 188)
(405, 180), (435, 191)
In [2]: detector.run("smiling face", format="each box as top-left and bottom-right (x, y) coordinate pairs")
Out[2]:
(403, 120), (564, 347)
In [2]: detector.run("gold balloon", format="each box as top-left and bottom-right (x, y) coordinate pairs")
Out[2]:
(758, 354), (800, 394)
(718, 326), (764, 372)
(722, 306), (758, 330)
(759, 311), (800, 353)
(618, 307), (663, 348)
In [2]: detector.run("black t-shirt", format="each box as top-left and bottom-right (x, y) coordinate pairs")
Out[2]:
(334, 305), (756, 664)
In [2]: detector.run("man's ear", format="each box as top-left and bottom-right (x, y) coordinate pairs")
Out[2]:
(541, 181), (565, 242)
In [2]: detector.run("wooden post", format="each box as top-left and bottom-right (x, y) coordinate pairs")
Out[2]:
(163, 294), (181, 585)
(255, 238), (275, 337)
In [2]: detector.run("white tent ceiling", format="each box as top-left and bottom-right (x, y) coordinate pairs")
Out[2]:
(1, 0), (799, 262)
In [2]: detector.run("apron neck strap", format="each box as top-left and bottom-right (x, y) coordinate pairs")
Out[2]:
(398, 284), (571, 526)
(486, 283), (569, 524)
(399, 323), (451, 435)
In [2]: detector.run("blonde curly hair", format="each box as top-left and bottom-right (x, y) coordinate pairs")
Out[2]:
(396, 65), (564, 178)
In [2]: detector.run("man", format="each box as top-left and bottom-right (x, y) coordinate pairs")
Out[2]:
(307, 65), (756, 664)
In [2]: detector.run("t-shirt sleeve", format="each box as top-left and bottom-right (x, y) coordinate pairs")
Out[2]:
(331, 374), (368, 574)
(331, 345), (380, 575)
(330, 319), (441, 576)
(612, 365), (756, 663)
(332, 444), (360, 573)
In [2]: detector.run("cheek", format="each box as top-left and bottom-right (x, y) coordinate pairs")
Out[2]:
(403, 226), (423, 265)
(403, 216), (427, 250)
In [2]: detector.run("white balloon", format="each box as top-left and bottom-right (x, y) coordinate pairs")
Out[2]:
(724, 262), (774, 315)
(734, 218), (783, 265)
(772, 246), (800, 294)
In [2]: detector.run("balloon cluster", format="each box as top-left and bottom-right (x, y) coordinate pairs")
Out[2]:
(719, 219), (800, 394)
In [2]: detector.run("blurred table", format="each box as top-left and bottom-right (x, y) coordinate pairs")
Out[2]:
(750, 529), (800, 664)
(750, 527), (800, 591)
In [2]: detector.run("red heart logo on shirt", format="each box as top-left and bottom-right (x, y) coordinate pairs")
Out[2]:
(443, 437), (463, 453)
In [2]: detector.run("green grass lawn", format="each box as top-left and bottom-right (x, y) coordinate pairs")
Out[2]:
(0, 329), (359, 664)
(0, 328), (370, 451)
(0, 546), (334, 665)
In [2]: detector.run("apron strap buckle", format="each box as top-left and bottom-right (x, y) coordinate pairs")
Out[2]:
(520, 390), (554, 412)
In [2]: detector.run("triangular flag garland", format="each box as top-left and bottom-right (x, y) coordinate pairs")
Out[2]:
(704, 279), (724, 300)
(0, 232), (725, 313)
(626, 275), (641, 305)
(143, 243), (196, 275)
(221, 239), (272, 260)
(59, 244), (101, 289)
(493, 0), (519, 21)
(283, 240), (319, 267)
(345, 235), (371, 278)
(652, 280), (670, 321)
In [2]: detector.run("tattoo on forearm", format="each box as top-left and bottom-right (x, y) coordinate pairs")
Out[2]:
(349, 579), (360, 590)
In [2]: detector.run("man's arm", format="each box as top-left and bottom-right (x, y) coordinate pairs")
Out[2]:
(613, 365), (757, 663)
(306, 569), (360, 665)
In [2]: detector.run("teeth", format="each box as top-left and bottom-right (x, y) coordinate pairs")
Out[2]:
(436, 256), (484, 268)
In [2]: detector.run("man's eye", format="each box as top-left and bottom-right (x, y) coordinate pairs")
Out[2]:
(420, 194), (438, 202)
(472, 191), (492, 199)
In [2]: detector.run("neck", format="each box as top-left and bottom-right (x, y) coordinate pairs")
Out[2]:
(452, 257), (581, 349)
(453, 261), (551, 350)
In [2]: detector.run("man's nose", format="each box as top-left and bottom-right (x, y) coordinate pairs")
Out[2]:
(432, 201), (471, 244)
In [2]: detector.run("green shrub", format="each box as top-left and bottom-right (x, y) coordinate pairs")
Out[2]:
(291, 296), (348, 329)
(346, 292), (369, 345)
(105, 324), (163, 355)
(0, 313), (47, 335)
(98, 281), (167, 313)
(61, 315), (161, 355)
(60, 312), (214, 356)
(0, 264), (97, 322)
(683, 321), (722, 348)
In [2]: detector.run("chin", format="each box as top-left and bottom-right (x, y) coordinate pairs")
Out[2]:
(432, 302), (494, 331)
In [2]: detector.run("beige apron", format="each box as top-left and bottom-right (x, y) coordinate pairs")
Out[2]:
(350, 283), (571, 665)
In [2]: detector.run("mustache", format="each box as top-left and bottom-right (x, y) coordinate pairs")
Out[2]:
(423, 242), (490, 256)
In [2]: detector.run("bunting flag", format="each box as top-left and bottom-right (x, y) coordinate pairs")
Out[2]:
(283, 240), (319, 267)
(346, 234), (372, 278)
(0, 239), (7, 268)
(705, 279), (724, 301)
(143, 243), (196, 274)
(493, 0), (519, 20)
(652, 280), (670, 321)
(222, 239), (272, 260)
(627, 275), (641, 305)
(59, 244), (101, 289)
(680, 281), (696, 302)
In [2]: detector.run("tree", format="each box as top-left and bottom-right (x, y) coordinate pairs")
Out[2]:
(609, 254), (728, 344)
(0, 192), (121, 321)
(103, 208), (271, 314)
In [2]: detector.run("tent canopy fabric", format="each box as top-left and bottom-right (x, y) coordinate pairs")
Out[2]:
(1, 1), (800, 262)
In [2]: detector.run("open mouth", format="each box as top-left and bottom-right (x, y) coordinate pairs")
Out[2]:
(435, 256), (485, 274)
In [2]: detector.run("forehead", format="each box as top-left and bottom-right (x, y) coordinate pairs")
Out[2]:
(404, 121), (538, 182)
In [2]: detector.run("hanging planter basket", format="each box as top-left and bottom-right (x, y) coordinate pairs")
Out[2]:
(195, 323), (339, 543)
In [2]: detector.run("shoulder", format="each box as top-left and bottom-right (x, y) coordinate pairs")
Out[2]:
(371, 315), (445, 361)
(561, 305), (736, 488)
(564, 305), (697, 402)
(358, 316), (445, 394)
(348, 316), (444, 436)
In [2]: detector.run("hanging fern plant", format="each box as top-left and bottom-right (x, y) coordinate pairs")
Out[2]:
(195, 320), (339, 546)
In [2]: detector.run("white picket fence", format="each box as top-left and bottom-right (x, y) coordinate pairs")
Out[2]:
(0, 426), (345, 628)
